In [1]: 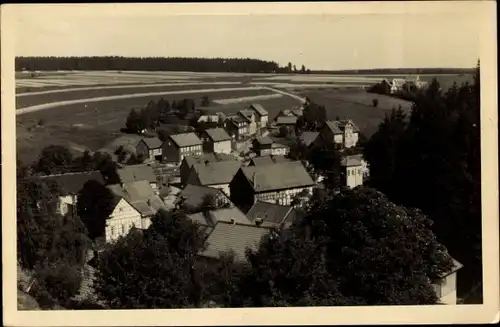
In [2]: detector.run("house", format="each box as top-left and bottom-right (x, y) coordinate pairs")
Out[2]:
(136, 137), (163, 162)
(275, 116), (298, 127)
(198, 221), (271, 263)
(225, 115), (250, 140)
(270, 143), (289, 156)
(175, 184), (233, 212)
(180, 152), (237, 186)
(314, 120), (360, 149)
(340, 154), (365, 189)
(389, 76), (428, 94)
(162, 132), (203, 165)
(433, 259), (463, 305)
(230, 161), (316, 212)
(106, 180), (166, 243)
(390, 78), (407, 94)
(39, 171), (105, 216)
(252, 135), (273, 156)
(197, 113), (224, 125)
(249, 155), (291, 166)
(298, 131), (319, 148)
(246, 200), (298, 228)
(188, 207), (252, 226)
(117, 164), (159, 192)
(237, 109), (258, 135)
(186, 160), (242, 196)
(248, 104), (269, 129)
(201, 128), (232, 154)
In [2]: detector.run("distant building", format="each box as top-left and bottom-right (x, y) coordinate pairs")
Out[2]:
(117, 164), (158, 192)
(136, 137), (163, 162)
(198, 221), (271, 263)
(175, 184), (233, 212)
(230, 161), (316, 212)
(252, 135), (274, 156)
(186, 160), (242, 196)
(275, 116), (298, 127)
(39, 171), (105, 216)
(246, 200), (298, 228)
(237, 109), (258, 135)
(314, 120), (360, 149)
(106, 181), (166, 243)
(248, 104), (269, 129)
(225, 115), (250, 140)
(179, 153), (237, 186)
(162, 132), (203, 164)
(201, 128), (232, 154)
(249, 155), (291, 166)
(388, 75), (428, 94)
(340, 154), (365, 189)
(433, 259), (463, 305)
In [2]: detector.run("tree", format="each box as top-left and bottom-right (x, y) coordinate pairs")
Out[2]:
(34, 261), (83, 306)
(33, 145), (74, 175)
(278, 125), (290, 138)
(77, 180), (116, 240)
(372, 98), (379, 107)
(287, 62), (292, 73)
(201, 96), (210, 107)
(301, 65), (306, 74)
(125, 109), (143, 133)
(93, 210), (207, 308)
(293, 65), (297, 73)
(91, 151), (120, 184)
(238, 187), (454, 306)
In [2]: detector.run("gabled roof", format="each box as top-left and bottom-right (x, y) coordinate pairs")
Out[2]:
(140, 137), (163, 149)
(249, 155), (291, 166)
(341, 154), (364, 167)
(209, 207), (252, 225)
(183, 153), (237, 169)
(169, 132), (202, 148)
(228, 115), (249, 125)
(199, 221), (271, 263)
(271, 143), (289, 149)
(238, 109), (255, 123)
(117, 164), (157, 184)
(324, 120), (360, 134)
(276, 116), (298, 125)
(254, 135), (273, 145)
(108, 180), (166, 217)
(299, 131), (319, 147)
(246, 201), (293, 225)
(240, 161), (315, 192)
(204, 128), (232, 142)
(178, 184), (228, 209)
(249, 103), (268, 116)
(191, 160), (242, 186)
(39, 171), (104, 195)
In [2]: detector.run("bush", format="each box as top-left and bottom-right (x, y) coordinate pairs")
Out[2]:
(372, 99), (379, 107)
(279, 125), (290, 137)
(37, 119), (45, 126)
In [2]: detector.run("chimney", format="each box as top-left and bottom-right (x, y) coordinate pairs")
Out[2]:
(255, 218), (263, 226)
(230, 218), (236, 224)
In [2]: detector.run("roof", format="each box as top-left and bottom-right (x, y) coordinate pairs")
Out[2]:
(276, 116), (298, 125)
(324, 120), (360, 134)
(169, 132), (202, 148)
(191, 160), (242, 185)
(140, 137), (163, 149)
(249, 155), (291, 166)
(187, 212), (212, 227)
(39, 171), (104, 195)
(183, 153), (237, 169)
(117, 164), (157, 184)
(199, 222), (271, 262)
(205, 128), (232, 142)
(299, 131), (319, 147)
(229, 115), (248, 125)
(178, 184), (225, 209)
(439, 259), (464, 278)
(249, 103), (268, 116)
(240, 161), (315, 192)
(209, 207), (252, 225)
(254, 135), (273, 145)
(341, 154), (364, 167)
(271, 143), (289, 149)
(108, 180), (166, 217)
(246, 201), (293, 225)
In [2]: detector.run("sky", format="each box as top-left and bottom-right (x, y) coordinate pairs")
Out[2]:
(12, 3), (486, 70)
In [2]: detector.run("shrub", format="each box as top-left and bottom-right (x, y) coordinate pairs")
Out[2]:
(372, 98), (379, 107)
(37, 119), (45, 126)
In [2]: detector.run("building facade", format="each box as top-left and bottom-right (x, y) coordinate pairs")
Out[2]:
(315, 120), (360, 149)
(105, 198), (142, 243)
(136, 137), (164, 162)
(201, 128), (232, 154)
(248, 104), (269, 129)
(162, 132), (203, 164)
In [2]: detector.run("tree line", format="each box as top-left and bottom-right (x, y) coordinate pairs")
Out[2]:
(16, 56), (308, 74)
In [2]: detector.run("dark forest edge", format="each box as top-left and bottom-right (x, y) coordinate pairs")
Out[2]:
(15, 57), (474, 75)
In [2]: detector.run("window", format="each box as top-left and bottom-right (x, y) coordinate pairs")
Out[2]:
(347, 170), (350, 176)
(111, 227), (115, 235)
(121, 224), (125, 234)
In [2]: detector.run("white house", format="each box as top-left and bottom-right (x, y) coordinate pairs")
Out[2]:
(105, 197), (142, 243)
(315, 120), (360, 149)
(341, 154), (365, 189)
(248, 104), (269, 129)
(201, 128), (233, 154)
(433, 259), (463, 305)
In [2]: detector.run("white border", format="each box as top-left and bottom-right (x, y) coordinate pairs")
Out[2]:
(2, 2), (499, 326)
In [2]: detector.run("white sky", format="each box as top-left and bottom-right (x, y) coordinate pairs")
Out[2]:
(12, 3), (485, 70)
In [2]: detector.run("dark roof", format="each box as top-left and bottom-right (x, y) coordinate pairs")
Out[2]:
(191, 160), (242, 185)
(254, 135), (273, 145)
(178, 184), (225, 209)
(439, 258), (464, 278)
(249, 155), (291, 166)
(187, 207), (250, 226)
(39, 171), (104, 195)
(249, 103), (268, 116)
(325, 120), (360, 134)
(205, 128), (232, 142)
(240, 161), (315, 192)
(238, 109), (255, 123)
(117, 164), (157, 184)
(229, 115), (248, 125)
(199, 222), (271, 263)
(246, 201), (293, 225)
(340, 154), (364, 167)
(299, 132), (319, 147)
(276, 116), (298, 125)
(183, 153), (237, 169)
(169, 132), (202, 148)
(108, 181), (166, 217)
(140, 137), (163, 149)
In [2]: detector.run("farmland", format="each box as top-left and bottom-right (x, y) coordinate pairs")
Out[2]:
(15, 70), (471, 164)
